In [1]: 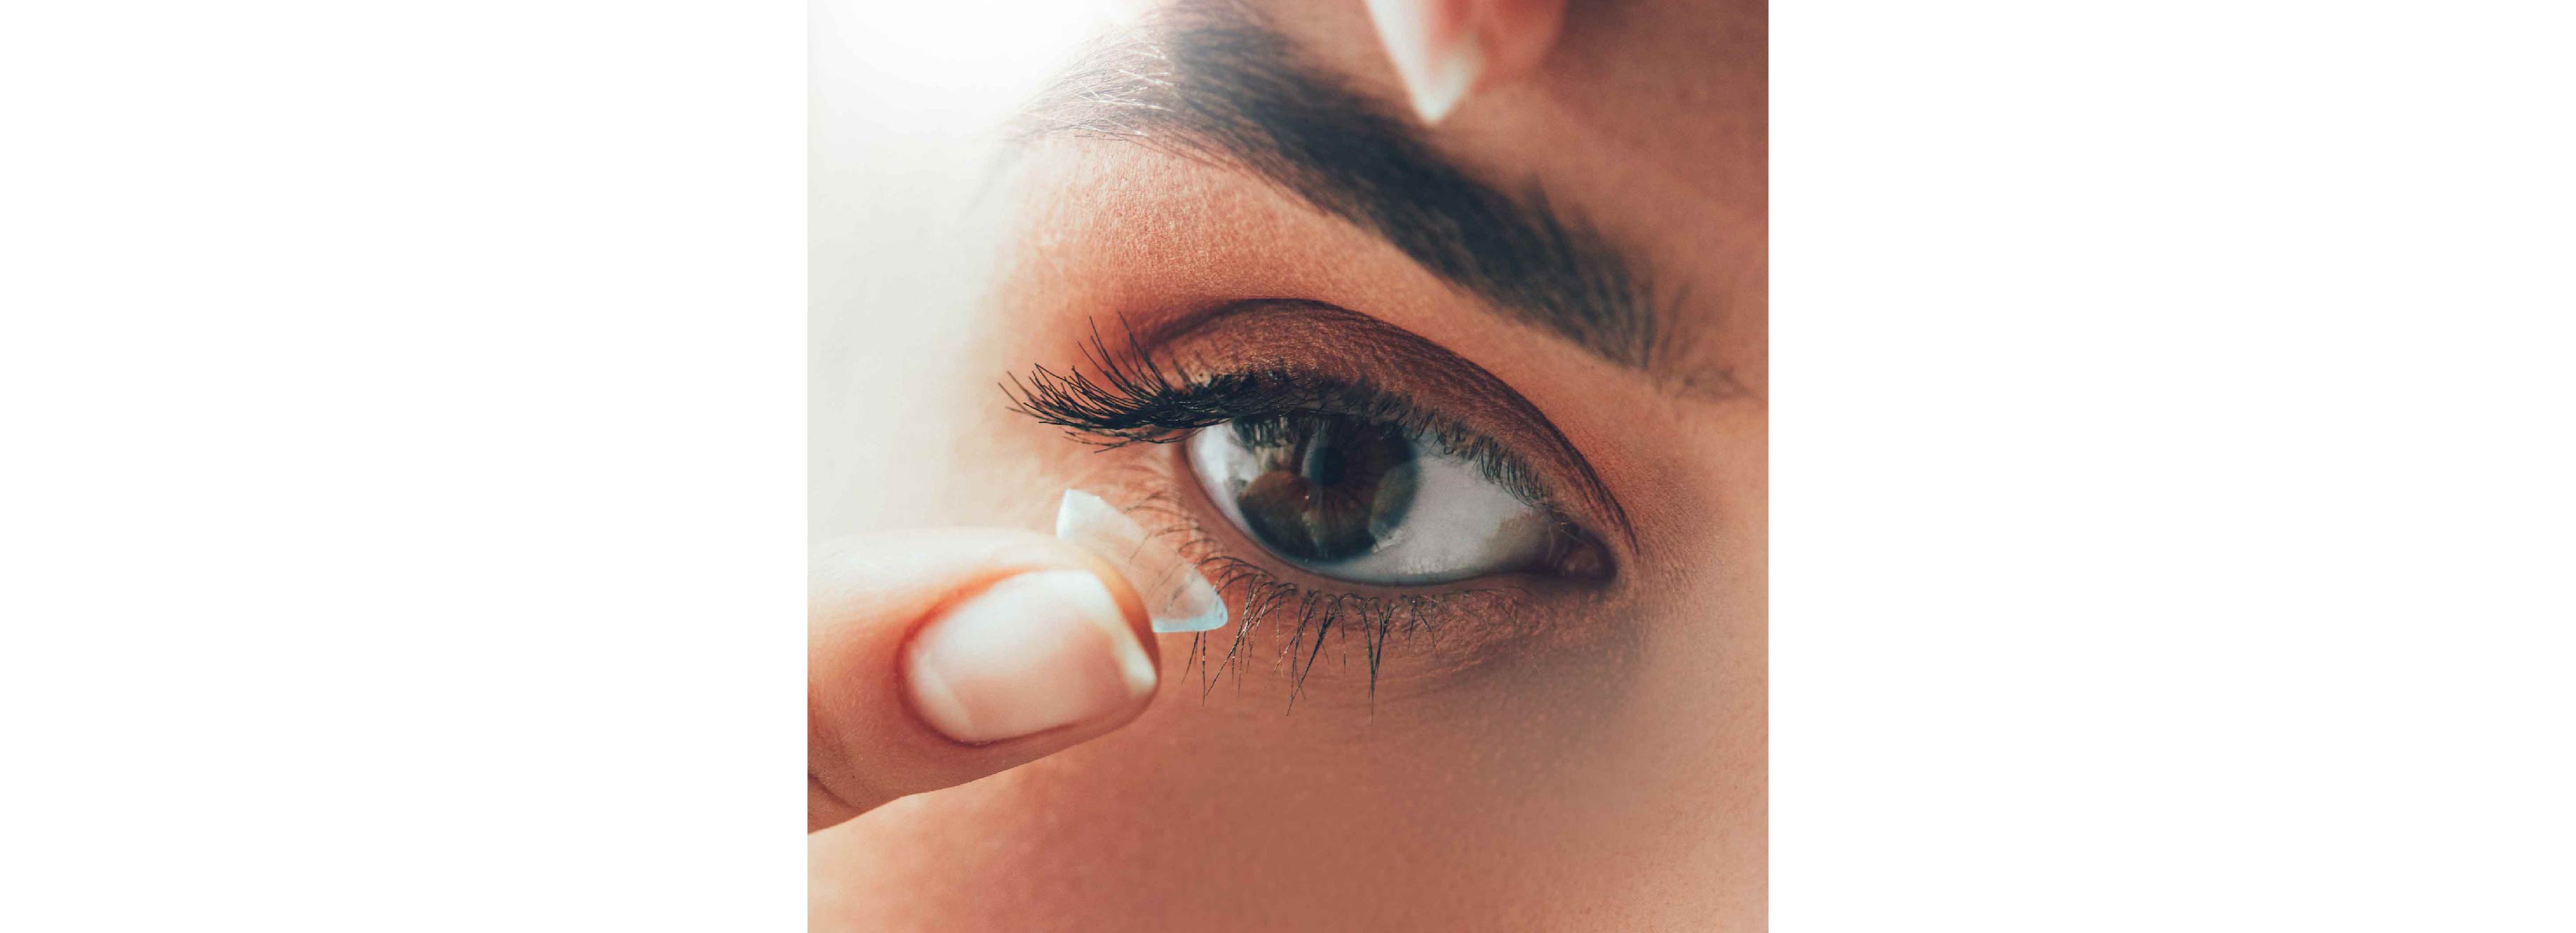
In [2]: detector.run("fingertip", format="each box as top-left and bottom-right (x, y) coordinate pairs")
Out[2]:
(811, 528), (1164, 830)
(1474, 0), (1570, 92)
(1365, 0), (1570, 124)
(901, 569), (1156, 746)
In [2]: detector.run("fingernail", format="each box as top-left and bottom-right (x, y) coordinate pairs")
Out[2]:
(1364, 0), (1486, 124)
(905, 570), (1157, 744)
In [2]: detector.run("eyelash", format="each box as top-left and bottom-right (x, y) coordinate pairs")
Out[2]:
(1003, 328), (1557, 506)
(1117, 486), (1528, 706)
(1001, 326), (1551, 703)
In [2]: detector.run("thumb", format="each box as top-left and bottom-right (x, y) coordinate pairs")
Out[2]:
(809, 528), (1160, 833)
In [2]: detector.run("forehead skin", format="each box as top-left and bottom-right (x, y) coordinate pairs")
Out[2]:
(1273, 0), (1765, 212)
(1019, 0), (1765, 399)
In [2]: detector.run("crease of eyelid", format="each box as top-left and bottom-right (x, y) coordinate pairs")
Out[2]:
(1086, 299), (1636, 550)
(1002, 2), (1696, 380)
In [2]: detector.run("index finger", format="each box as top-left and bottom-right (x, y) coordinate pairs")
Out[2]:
(808, 529), (1159, 831)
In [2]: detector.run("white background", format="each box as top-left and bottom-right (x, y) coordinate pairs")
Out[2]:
(6, 0), (2573, 929)
(809, 0), (1135, 540)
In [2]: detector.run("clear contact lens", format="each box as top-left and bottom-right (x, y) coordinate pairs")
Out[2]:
(1054, 489), (1229, 634)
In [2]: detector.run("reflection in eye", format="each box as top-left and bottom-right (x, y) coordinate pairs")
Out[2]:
(1186, 412), (1566, 586)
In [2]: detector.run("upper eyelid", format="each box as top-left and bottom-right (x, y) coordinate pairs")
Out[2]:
(1005, 304), (1638, 550)
(1169, 303), (1637, 549)
(1010, 340), (1562, 511)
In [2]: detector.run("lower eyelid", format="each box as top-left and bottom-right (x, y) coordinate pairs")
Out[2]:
(1037, 377), (1627, 700)
(1037, 444), (1652, 713)
(1113, 447), (1594, 694)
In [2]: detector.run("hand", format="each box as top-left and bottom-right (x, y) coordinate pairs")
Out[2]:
(1363, 0), (1570, 124)
(808, 530), (1159, 833)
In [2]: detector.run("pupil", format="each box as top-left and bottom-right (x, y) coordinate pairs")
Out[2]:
(1233, 414), (1418, 564)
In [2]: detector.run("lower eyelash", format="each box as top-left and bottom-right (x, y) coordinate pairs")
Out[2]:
(1119, 485), (1526, 708)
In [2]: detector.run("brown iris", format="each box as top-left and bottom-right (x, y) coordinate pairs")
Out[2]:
(1230, 414), (1420, 564)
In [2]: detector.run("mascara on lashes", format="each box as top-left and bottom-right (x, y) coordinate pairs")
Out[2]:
(1003, 309), (1636, 549)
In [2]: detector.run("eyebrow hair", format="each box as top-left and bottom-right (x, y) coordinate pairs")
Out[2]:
(1013, 1), (1670, 372)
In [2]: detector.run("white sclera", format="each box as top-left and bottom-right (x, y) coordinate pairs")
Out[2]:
(1054, 489), (1230, 634)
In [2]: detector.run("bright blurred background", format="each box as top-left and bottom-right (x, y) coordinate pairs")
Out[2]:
(810, 0), (1128, 540)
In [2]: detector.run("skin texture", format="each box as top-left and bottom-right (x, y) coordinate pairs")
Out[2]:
(811, 0), (1764, 928)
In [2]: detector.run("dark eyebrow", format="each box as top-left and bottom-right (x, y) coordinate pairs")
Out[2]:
(1012, 2), (1669, 372)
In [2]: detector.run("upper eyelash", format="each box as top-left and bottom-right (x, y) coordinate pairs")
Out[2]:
(1001, 326), (1558, 507)
(999, 326), (1277, 447)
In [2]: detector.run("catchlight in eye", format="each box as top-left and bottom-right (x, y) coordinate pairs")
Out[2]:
(1186, 415), (1575, 586)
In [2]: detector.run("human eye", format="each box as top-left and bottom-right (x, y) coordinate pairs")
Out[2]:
(1185, 408), (1594, 587)
(1003, 300), (1630, 694)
